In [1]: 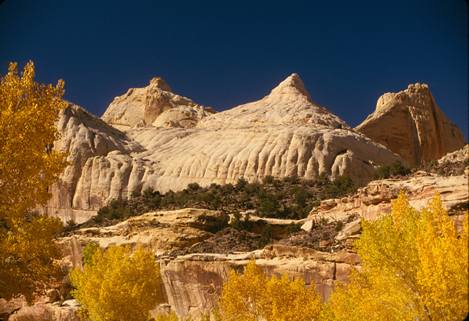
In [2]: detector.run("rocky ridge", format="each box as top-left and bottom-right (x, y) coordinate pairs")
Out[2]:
(43, 74), (407, 223)
(355, 83), (466, 165)
(197, 74), (349, 129)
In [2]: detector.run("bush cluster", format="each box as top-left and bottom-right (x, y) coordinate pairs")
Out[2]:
(83, 173), (356, 227)
(372, 160), (409, 180)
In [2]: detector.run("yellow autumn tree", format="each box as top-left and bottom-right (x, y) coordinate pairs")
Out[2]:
(219, 259), (322, 321)
(0, 61), (68, 220)
(0, 61), (69, 303)
(70, 245), (164, 321)
(326, 191), (468, 320)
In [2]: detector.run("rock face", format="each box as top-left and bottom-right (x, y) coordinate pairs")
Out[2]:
(57, 209), (359, 318)
(37, 103), (144, 223)
(355, 83), (466, 165)
(44, 75), (404, 223)
(58, 208), (227, 262)
(306, 173), (468, 222)
(101, 77), (216, 129)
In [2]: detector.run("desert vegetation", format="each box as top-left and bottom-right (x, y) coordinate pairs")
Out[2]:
(71, 174), (357, 231)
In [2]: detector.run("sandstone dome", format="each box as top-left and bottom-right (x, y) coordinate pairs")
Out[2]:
(198, 73), (349, 129)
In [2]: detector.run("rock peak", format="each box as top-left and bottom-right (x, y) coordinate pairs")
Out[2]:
(270, 73), (311, 99)
(149, 77), (172, 93)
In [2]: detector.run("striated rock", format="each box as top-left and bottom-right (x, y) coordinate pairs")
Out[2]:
(37, 102), (144, 223)
(101, 77), (216, 129)
(306, 173), (468, 222)
(198, 73), (349, 129)
(355, 83), (466, 165)
(44, 75), (405, 223)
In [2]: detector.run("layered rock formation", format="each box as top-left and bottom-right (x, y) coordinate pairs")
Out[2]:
(306, 172), (468, 222)
(101, 77), (216, 129)
(44, 74), (404, 223)
(355, 83), (466, 165)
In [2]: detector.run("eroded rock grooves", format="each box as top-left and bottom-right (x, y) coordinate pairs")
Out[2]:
(41, 74), (406, 223)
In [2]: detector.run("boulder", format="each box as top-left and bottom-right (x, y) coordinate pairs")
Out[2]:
(355, 83), (466, 165)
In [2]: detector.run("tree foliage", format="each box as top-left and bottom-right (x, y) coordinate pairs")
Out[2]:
(0, 215), (64, 303)
(0, 62), (68, 303)
(326, 191), (468, 320)
(0, 61), (68, 221)
(70, 246), (164, 321)
(219, 259), (322, 321)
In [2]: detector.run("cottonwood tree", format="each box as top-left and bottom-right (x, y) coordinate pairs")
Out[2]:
(0, 62), (69, 303)
(325, 191), (468, 320)
(219, 259), (322, 321)
(70, 245), (164, 321)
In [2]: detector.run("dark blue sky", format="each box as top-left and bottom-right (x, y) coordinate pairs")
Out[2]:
(1, 0), (467, 139)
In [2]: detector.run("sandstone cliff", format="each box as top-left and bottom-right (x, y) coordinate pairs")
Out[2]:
(101, 77), (216, 129)
(355, 83), (466, 165)
(44, 75), (404, 223)
(53, 162), (467, 318)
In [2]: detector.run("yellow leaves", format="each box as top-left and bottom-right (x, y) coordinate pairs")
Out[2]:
(327, 191), (469, 320)
(218, 259), (322, 321)
(0, 61), (69, 302)
(0, 61), (69, 222)
(0, 215), (64, 304)
(70, 246), (163, 321)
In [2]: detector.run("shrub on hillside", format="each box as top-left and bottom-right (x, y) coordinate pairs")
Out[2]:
(323, 175), (356, 198)
(372, 160), (409, 180)
(286, 222), (302, 235)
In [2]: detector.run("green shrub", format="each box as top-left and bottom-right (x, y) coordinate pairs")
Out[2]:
(317, 172), (329, 183)
(390, 160), (408, 176)
(235, 178), (248, 190)
(131, 190), (141, 198)
(373, 160), (409, 180)
(286, 222), (302, 235)
(263, 175), (275, 185)
(231, 211), (252, 231)
(187, 182), (200, 191)
(323, 176), (356, 198)
(335, 221), (344, 232)
(372, 163), (391, 180)
(258, 193), (280, 217)
(320, 217), (329, 225)
(257, 225), (272, 247)
(62, 219), (77, 233)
